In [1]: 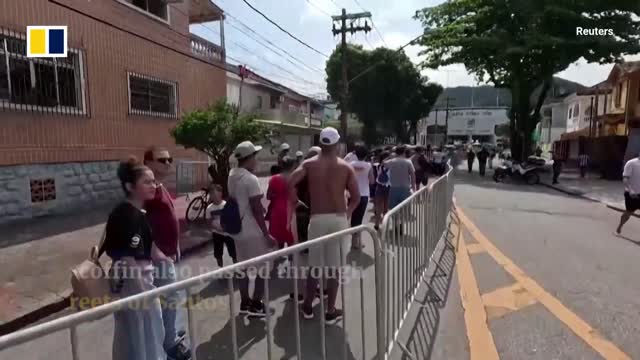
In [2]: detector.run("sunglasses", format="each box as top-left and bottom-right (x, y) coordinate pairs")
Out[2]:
(157, 157), (173, 164)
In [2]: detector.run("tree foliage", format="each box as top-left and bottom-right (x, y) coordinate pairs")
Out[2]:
(170, 100), (268, 190)
(415, 0), (640, 159)
(326, 45), (442, 144)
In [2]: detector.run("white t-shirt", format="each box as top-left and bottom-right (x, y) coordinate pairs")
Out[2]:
(623, 157), (640, 194)
(350, 160), (372, 197)
(227, 167), (263, 237)
(206, 200), (226, 235)
(344, 152), (357, 163)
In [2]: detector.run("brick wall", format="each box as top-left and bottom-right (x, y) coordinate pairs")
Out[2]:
(0, 0), (226, 166)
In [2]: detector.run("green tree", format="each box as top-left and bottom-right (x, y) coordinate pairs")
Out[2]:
(415, 0), (640, 160)
(326, 45), (442, 144)
(170, 100), (268, 192)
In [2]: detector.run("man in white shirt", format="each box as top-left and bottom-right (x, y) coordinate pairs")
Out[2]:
(228, 141), (276, 317)
(349, 144), (375, 249)
(616, 153), (640, 234)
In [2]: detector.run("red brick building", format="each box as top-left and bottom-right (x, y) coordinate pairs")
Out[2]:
(0, 0), (227, 222)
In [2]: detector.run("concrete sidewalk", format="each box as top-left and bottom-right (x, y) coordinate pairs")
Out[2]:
(540, 168), (626, 211)
(0, 176), (274, 333)
(0, 194), (213, 333)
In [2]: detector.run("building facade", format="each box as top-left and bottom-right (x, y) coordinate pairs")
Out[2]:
(419, 107), (510, 146)
(0, 0), (227, 223)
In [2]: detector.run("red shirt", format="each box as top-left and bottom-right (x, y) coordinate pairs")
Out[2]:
(145, 185), (179, 257)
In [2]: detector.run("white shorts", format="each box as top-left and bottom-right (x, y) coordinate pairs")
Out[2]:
(307, 214), (348, 268)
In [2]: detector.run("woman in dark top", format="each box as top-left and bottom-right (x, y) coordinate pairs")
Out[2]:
(106, 157), (165, 360)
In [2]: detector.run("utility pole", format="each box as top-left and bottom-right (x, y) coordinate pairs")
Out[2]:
(332, 9), (371, 143)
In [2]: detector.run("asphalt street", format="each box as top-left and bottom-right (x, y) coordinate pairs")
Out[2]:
(453, 166), (640, 359)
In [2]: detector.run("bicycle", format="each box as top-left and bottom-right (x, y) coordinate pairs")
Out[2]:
(185, 186), (211, 222)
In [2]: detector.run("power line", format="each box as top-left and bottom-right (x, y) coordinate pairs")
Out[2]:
(349, 0), (389, 47)
(371, 20), (389, 47)
(305, 0), (332, 17)
(225, 13), (325, 73)
(241, 0), (330, 58)
(349, 32), (426, 84)
(190, 18), (325, 87)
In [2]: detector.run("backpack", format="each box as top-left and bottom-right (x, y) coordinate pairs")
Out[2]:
(377, 165), (389, 185)
(220, 197), (242, 235)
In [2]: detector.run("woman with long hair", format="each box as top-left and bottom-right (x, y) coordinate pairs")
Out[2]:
(105, 157), (165, 360)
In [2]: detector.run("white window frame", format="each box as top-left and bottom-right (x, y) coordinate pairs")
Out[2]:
(0, 31), (87, 114)
(115, 0), (171, 25)
(127, 72), (178, 118)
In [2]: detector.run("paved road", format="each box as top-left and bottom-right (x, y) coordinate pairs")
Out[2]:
(452, 167), (640, 359)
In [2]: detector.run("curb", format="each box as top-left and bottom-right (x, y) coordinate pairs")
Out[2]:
(0, 237), (212, 336)
(541, 182), (640, 219)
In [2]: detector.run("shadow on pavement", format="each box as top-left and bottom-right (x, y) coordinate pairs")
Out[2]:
(273, 300), (357, 360)
(614, 233), (640, 247)
(0, 203), (113, 249)
(398, 219), (458, 360)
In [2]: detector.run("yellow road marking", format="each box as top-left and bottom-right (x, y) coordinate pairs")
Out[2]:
(456, 228), (500, 360)
(466, 243), (486, 255)
(481, 283), (537, 320)
(457, 207), (631, 360)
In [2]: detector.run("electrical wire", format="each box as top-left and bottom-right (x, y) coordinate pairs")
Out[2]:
(349, 32), (427, 84)
(241, 0), (330, 58)
(304, 0), (333, 17)
(371, 20), (389, 47)
(189, 18), (325, 90)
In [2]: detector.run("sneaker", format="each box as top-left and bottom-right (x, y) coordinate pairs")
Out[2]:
(325, 308), (344, 324)
(166, 340), (192, 360)
(240, 300), (251, 315)
(301, 305), (314, 320)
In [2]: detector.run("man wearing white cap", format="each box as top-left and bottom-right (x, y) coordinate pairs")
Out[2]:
(289, 127), (360, 323)
(228, 141), (276, 317)
(295, 150), (304, 166)
(278, 143), (291, 167)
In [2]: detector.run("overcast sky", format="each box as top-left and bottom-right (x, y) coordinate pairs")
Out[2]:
(192, 0), (639, 98)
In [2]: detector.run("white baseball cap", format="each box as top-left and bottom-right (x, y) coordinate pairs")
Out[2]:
(295, 151), (304, 157)
(234, 141), (262, 159)
(280, 143), (291, 151)
(308, 146), (321, 154)
(319, 127), (340, 146)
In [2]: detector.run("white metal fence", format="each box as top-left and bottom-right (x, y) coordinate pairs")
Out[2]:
(379, 164), (455, 359)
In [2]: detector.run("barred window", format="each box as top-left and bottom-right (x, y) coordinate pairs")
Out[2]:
(0, 31), (86, 115)
(128, 72), (178, 118)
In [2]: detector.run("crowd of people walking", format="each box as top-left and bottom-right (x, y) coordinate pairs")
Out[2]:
(97, 126), (460, 360)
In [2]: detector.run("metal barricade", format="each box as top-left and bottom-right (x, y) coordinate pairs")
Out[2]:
(379, 164), (454, 359)
(175, 160), (211, 195)
(0, 225), (386, 360)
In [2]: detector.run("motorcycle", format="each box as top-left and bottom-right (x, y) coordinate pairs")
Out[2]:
(493, 158), (542, 185)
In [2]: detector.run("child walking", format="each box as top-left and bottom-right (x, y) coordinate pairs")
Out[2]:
(205, 184), (237, 267)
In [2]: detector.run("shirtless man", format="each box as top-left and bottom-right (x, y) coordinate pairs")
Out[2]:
(289, 127), (360, 323)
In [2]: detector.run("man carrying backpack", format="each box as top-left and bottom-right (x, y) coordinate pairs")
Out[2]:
(227, 141), (277, 317)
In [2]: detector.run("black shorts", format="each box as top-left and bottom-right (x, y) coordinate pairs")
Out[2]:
(624, 192), (640, 212)
(211, 232), (237, 260)
(351, 196), (369, 227)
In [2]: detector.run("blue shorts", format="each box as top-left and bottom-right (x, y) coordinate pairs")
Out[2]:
(389, 187), (411, 209)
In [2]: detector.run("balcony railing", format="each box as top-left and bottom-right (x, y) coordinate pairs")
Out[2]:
(258, 109), (323, 127)
(190, 34), (224, 63)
